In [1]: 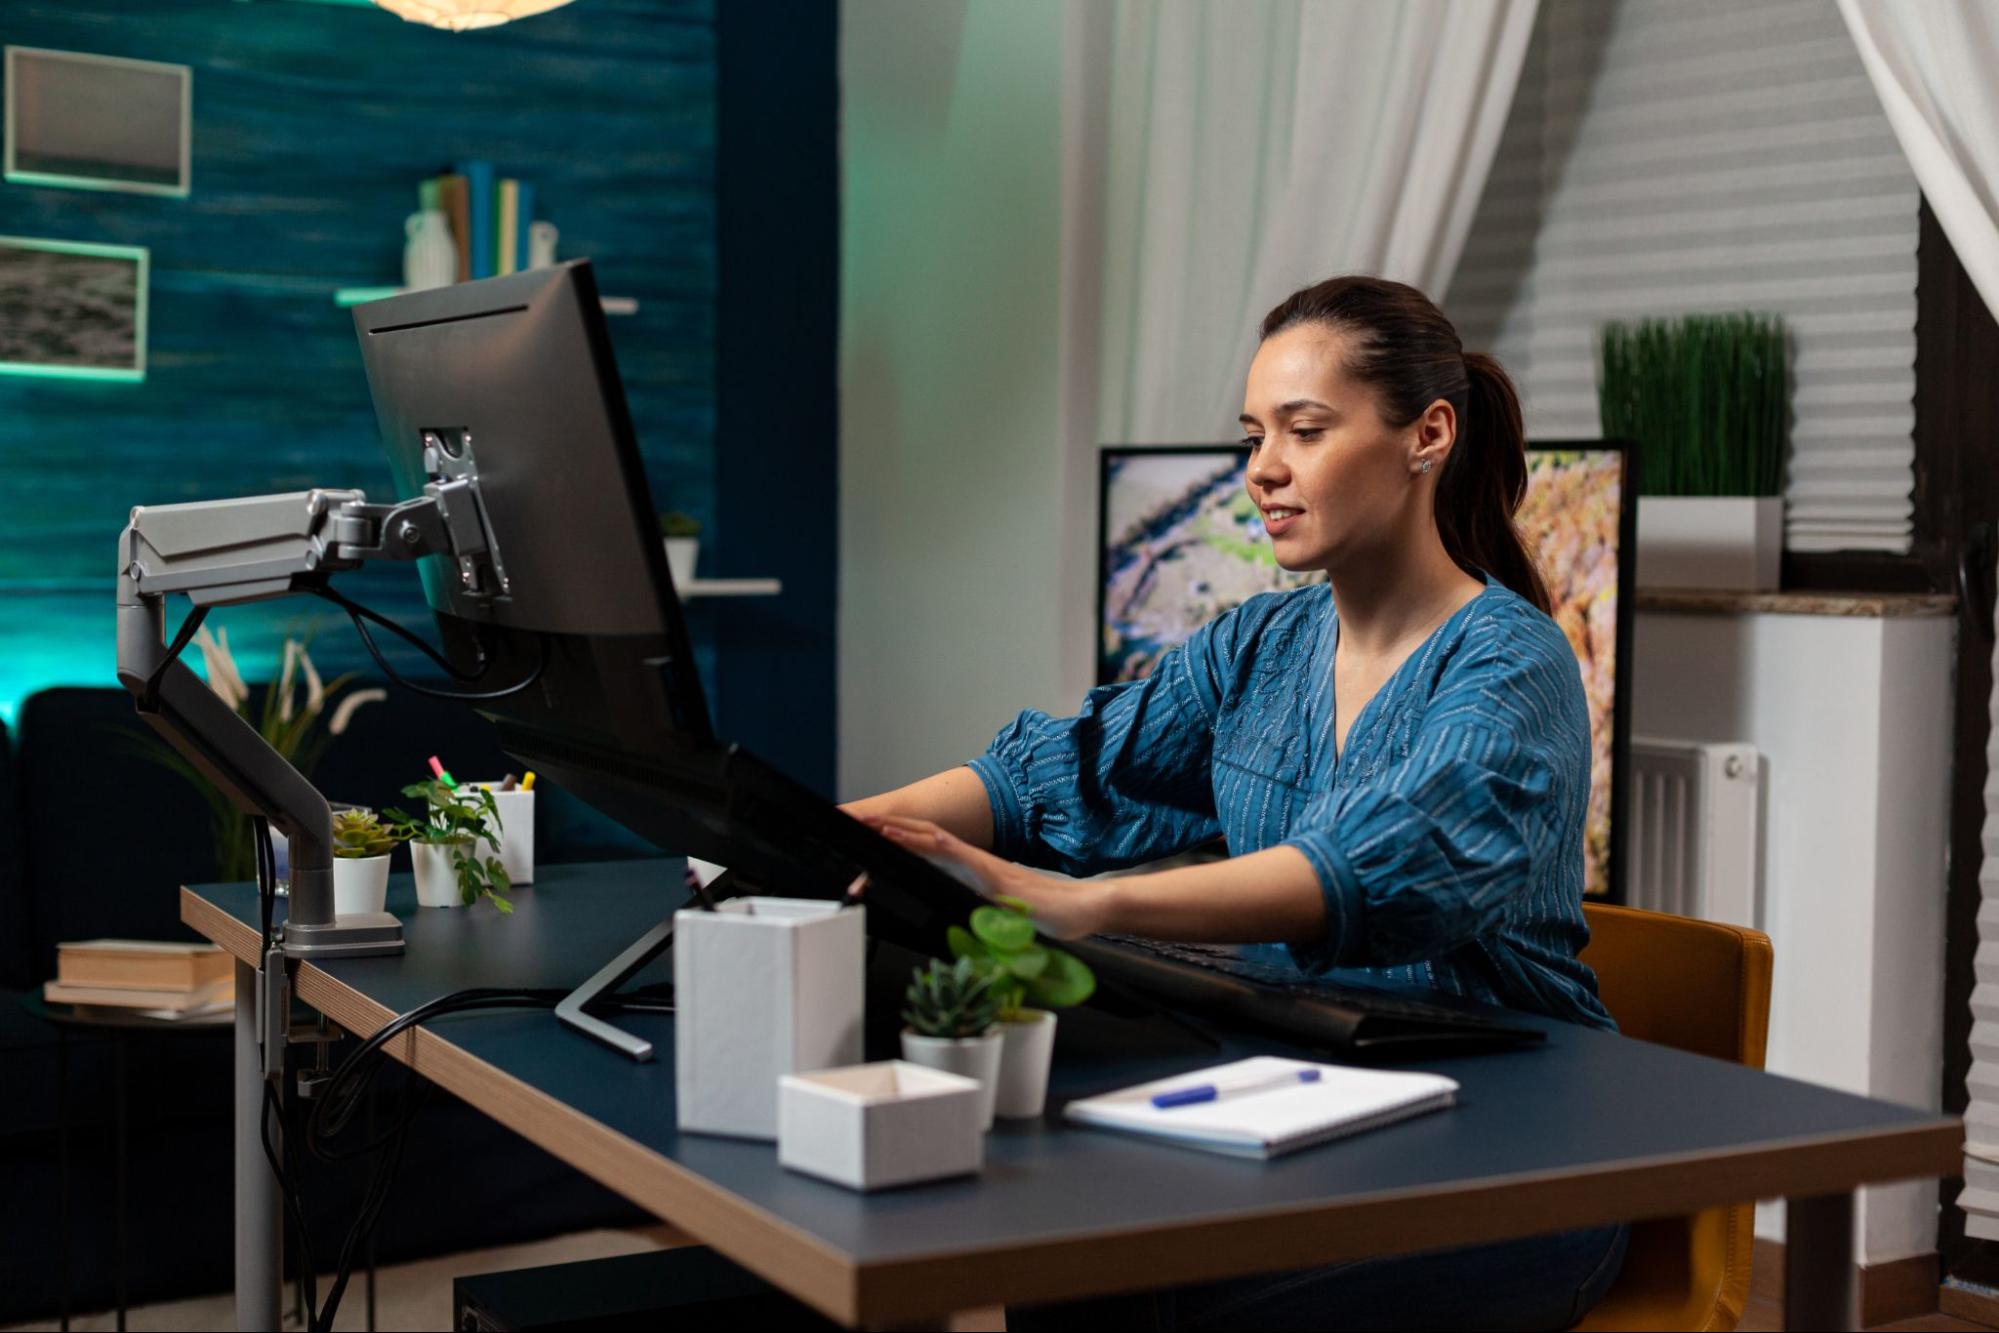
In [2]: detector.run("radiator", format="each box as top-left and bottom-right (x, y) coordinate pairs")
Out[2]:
(1626, 737), (1761, 928)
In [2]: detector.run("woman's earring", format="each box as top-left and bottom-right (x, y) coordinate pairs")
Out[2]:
(1419, 458), (1434, 474)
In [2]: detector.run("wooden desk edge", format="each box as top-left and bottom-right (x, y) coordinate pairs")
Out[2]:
(184, 887), (1963, 1326)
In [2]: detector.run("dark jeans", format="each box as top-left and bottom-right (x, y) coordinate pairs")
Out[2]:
(1008, 1222), (1629, 1332)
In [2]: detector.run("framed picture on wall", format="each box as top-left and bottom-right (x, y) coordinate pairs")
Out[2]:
(0, 236), (149, 382)
(4, 46), (192, 197)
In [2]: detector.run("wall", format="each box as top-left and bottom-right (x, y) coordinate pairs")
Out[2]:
(1632, 607), (1954, 1262)
(838, 0), (1070, 799)
(0, 0), (715, 715)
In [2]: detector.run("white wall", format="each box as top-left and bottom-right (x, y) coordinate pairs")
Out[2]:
(1633, 608), (1954, 1263)
(839, 0), (1074, 800)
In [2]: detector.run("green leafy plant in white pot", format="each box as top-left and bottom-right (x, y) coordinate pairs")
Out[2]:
(330, 809), (407, 916)
(1599, 312), (1789, 591)
(949, 899), (1096, 1120)
(384, 779), (512, 912)
(900, 956), (1006, 1130)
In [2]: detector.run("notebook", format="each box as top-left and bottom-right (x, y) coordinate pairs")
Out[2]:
(1063, 1056), (1458, 1159)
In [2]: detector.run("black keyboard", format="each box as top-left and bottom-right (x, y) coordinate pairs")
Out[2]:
(1071, 934), (1547, 1054)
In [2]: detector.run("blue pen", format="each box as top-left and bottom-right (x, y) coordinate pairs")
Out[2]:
(1152, 1067), (1322, 1109)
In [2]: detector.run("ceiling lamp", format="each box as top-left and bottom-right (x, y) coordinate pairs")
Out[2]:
(372, 0), (575, 31)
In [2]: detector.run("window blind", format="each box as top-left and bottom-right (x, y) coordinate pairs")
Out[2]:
(1446, 0), (1919, 553)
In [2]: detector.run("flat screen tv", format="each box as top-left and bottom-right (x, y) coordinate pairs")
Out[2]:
(1096, 441), (1635, 900)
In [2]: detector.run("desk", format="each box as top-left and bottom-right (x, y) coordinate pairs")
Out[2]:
(183, 861), (1960, 1330)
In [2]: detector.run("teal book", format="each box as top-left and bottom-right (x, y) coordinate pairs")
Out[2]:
(515, 182), (534, 270)
(458, 159), (494, 278)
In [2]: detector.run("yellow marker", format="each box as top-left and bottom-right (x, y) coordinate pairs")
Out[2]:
(520, 771), (536, 791)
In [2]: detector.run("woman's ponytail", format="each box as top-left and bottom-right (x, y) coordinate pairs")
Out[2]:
(1259, 278), (1551, 615)
(1441, 352), (1550, 615)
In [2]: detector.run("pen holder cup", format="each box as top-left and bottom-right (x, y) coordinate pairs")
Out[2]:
(675, 899), (866, 1140)
(470, 784), (534, 885)
(779, 1061), (984, 1192)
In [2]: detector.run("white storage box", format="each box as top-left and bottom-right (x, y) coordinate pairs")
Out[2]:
(1635, 496), (1783, 591)
(674, 898), (865, 1139)
(778, 1061), (984, 1191)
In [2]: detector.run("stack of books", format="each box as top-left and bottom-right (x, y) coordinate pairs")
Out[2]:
(44, 939), (235, 1021)
(425, 161), (537, 283)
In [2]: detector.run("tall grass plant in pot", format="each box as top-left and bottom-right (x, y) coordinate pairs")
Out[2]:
(1598, 312), (1790, 590)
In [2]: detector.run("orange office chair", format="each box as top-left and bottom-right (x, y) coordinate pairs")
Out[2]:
(1570, 902), (1774, 1332)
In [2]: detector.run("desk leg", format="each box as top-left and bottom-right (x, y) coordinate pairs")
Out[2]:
(114, 1034), (127, 1333)
(1784, 1191), (1855, 1331)
(57, 1027), (70, 1333)
(235, 960), (281, 1333)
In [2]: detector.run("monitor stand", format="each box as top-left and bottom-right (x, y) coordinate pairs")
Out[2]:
(553, 864), (738, 1061)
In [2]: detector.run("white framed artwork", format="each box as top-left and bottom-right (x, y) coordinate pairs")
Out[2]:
(4, 46), (191, 197)
(0, 235), (149, 382)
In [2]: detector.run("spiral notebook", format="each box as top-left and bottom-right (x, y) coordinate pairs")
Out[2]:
(1063, 1056), (1458, 1159)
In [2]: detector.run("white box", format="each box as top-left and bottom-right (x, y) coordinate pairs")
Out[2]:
(1635, 496), (1783, 591)
(674, 898), (865, 1139)
(481, 786), (534, 885)
(778, 1061), (984, 1191)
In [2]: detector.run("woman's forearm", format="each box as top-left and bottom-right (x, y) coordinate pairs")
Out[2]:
(841, 766), (996, 850)
(1098, 844), (1327, 947)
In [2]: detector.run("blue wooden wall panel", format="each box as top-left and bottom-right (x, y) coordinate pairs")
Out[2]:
(0, 0), (716, 715)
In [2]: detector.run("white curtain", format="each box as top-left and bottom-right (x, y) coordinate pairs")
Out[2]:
(1075, 0), (1541, 448)
(1835, 0), (1999, 1239)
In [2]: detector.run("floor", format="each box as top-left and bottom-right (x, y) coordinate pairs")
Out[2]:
(3, 1230), (1988, 1332)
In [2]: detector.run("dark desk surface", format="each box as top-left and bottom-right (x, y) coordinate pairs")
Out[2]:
(183, 861), (1961, 1326)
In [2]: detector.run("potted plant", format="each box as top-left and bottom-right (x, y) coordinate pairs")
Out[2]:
(330, 809), (406, 916)
(900, 956), (1006, 1130)
(1598, 312), (1789, 590)
(384, 779), (513, 912)
(949, 899), (1096, 1120)
(659, 510), (702, 588)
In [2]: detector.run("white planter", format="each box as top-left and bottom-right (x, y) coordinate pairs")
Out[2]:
(675, 898), (866, 1140)
(664, 537), (699, 588)
(331, 854), (391, 916)
(900, 1027), (1003, 1130)
(1636, 496), (1783, 591)
(410, 839), (471, 907)
(778, 1061), (984, 1192)
(994, 1010), (1058, 1120)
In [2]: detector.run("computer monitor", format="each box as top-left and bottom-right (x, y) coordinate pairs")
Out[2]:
(351, 264), (984, 969)
(1096, 441), (1636, 901)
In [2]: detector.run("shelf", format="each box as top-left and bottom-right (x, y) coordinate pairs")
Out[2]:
(681, 578), (781, 600)
(333, 286), (638, 315)
(1635, 588), (1956, 619)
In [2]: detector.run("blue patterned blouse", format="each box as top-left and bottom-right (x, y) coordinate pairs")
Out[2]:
(967, 573), (1614, 1031)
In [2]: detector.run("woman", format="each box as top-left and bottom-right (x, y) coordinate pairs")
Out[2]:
(847, 276), (1626, 1330)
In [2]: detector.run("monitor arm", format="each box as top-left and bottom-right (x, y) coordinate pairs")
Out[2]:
(115, 449), (507, 959)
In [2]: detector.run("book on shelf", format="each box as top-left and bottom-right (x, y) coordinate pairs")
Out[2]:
(72, 999), (233, 1023)
(515, 181), (534, 271)
(57, 938), (231, 992)
(497, 177), (520, 276)
(458, 159), (495, 279)
(45, 976), (234, 1014)
(437, 173), (471, 282)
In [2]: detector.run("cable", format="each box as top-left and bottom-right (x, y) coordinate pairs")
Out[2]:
(308, 584), (548, 703)
(138, 602), (209, 713)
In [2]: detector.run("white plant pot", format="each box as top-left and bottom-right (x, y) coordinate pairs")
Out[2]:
(1635, 496), (1783, 591)
(664, 537), (699, 588)
(778, 1061), (984, 1192)
(331, 854), (391, 916)
(994, 1010), (1058, 1120)
(900, 1027), (1003, 1131)
(410, 839), (471, 907)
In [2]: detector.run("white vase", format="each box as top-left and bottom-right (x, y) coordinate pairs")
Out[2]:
(994, 1010), (1058, 1120)
(403, 208), (456, 291)
(332, 854), (391, 916)
(527, 219), (559, 269)
(664, 537), (699, 588)
(410, 839), (470, 907)
(900, 1027), (1003, 1131)
(1635, 496), (1783, 591)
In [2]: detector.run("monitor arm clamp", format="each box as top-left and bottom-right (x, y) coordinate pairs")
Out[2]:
(115, 446), (509, 965)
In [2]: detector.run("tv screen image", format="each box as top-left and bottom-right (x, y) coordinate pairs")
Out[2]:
(1097, 443), (1630, 899)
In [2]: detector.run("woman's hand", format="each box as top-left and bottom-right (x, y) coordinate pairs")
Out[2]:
(854, 813), (1114, 941)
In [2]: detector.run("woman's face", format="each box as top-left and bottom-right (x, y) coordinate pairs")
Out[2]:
(1238, 323), (1451, 573)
